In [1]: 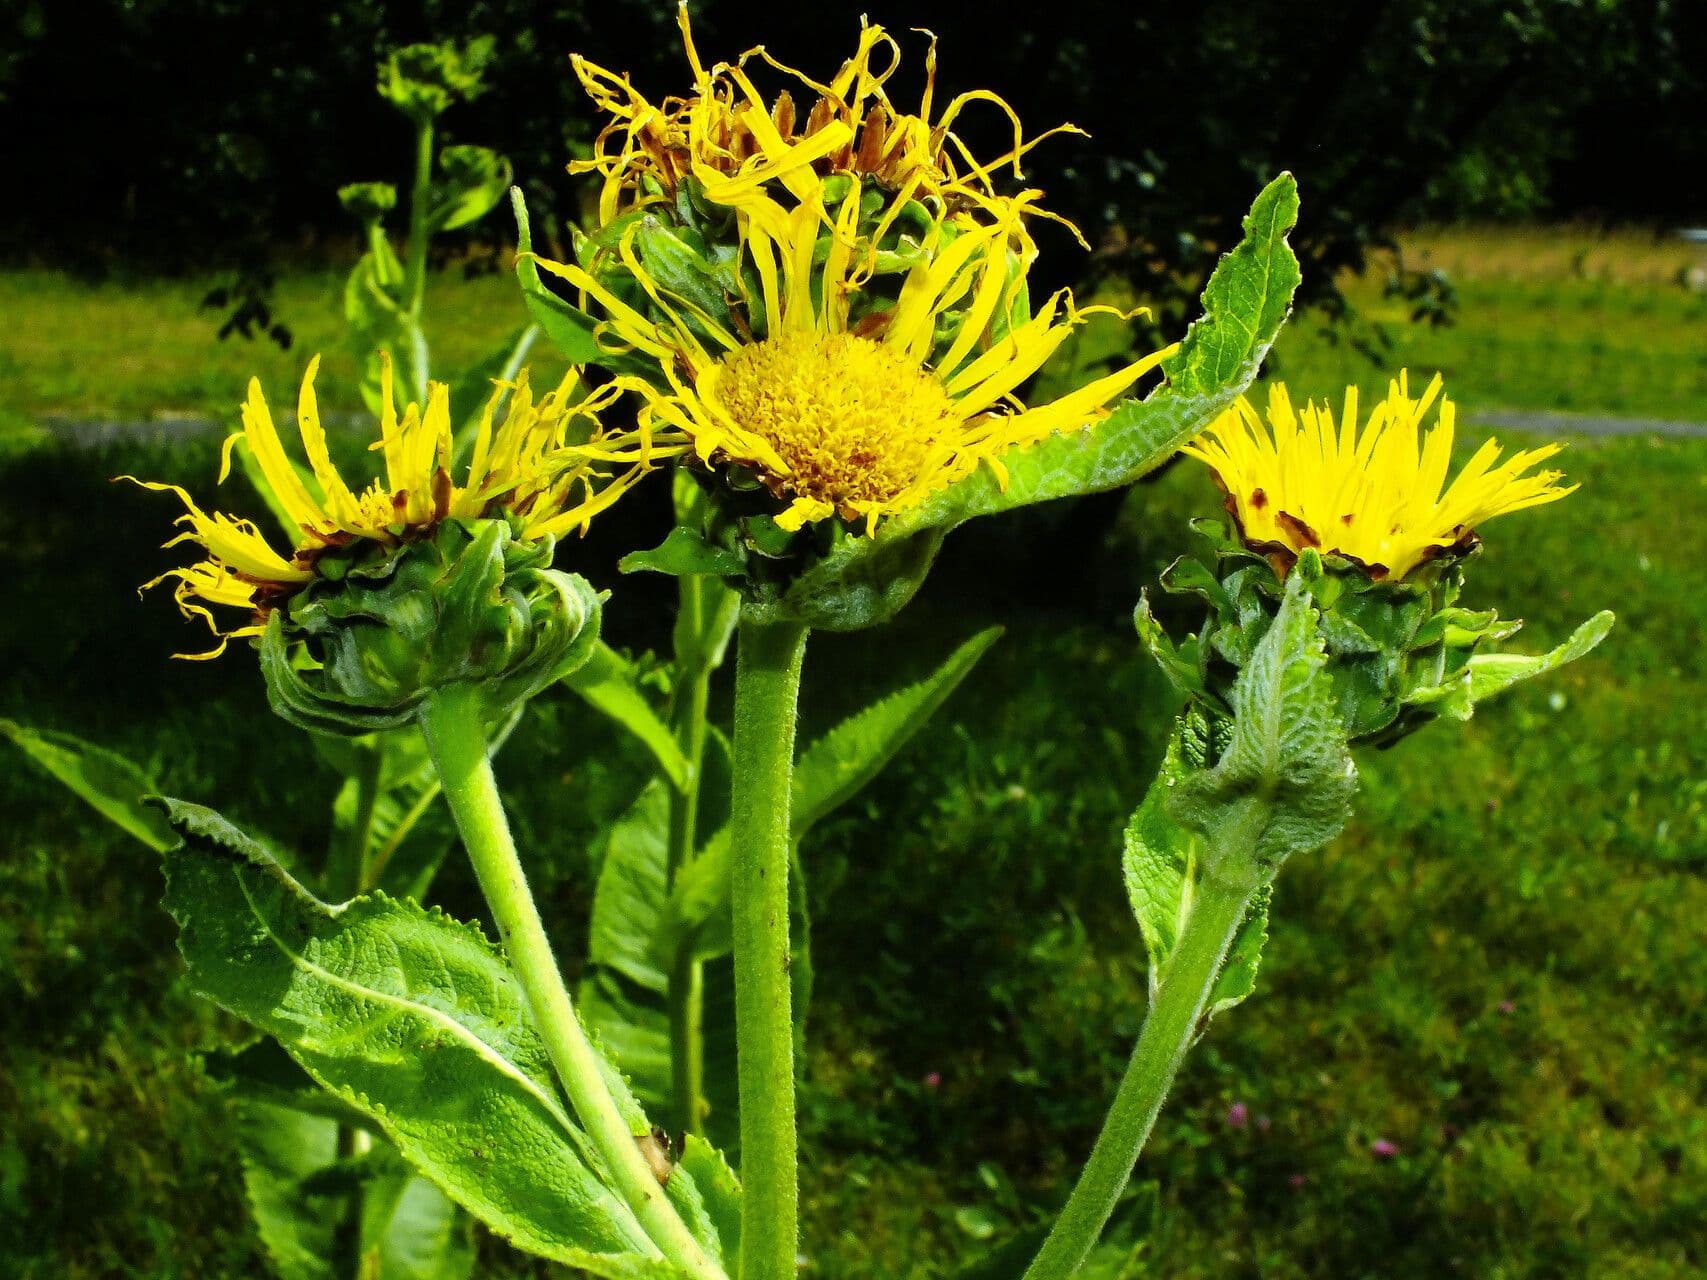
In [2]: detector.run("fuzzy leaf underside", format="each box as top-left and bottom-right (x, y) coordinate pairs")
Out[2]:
(1173, 577), (1357, 870)
(756, 173), (1302, 632)
(1123, 724), (1269, 1016)
(156, 796), (703, 1277)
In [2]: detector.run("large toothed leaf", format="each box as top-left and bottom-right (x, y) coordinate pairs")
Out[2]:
(0, 719), (174, 851)
(755, 173), (1302, 631)
(155, 797), (706, 1277)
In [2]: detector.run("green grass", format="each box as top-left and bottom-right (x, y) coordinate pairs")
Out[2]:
(2, 234), (1704, 1276)
(4, 223), (1706, 448)
(0, 264), (568, 444)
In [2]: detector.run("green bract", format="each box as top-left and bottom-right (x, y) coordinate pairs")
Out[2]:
(260, 518), (600, 735)
(1138, 524), (1614, 746)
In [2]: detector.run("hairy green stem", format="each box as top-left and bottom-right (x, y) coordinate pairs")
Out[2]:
(667, 656), (712, 1138)
(1024, 810), (1266, 1280)
(728, 615), (809, 1280)
(419, 684), (723, 1280)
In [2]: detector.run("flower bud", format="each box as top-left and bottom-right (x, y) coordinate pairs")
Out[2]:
(261, 518), (599, 735)
(1138, 527), (1610, 746)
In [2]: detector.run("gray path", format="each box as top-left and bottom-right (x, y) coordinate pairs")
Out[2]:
(1474, 409), (1707, 438)
(36, 407), (1707, 448)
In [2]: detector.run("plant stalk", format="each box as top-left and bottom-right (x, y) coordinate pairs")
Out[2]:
(326, 740), (383, 901)
(419, 684), (723, 1280)
(667, 654), (713, 1138)
(1023, 814), (1266, 1280)
(728, 614), (809, 1280)
(404, 118), (435, 321)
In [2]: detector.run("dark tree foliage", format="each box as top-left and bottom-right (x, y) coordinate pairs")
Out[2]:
(2, 0), (1700, 315)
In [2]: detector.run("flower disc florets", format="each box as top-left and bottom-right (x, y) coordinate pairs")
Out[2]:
(709, 330), (960, 516)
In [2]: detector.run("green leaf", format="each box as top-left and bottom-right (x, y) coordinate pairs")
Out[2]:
(753, 173), (1301, 632)
(0, 719), (174, 851)
(579, 969), (675, 1118)
(665, 627), (1001, 958)
(220, 1037), (478, 1280)
(1122, 725), (1205, 997)
(363, 1159), (477, 1280)
(590, 781), (674, 991)
(677, 1137), (740, 1264)
(1173, 574), (1358, 872)
(156, 797), (701, 1276)
(792, 626), (1002, 832)
(229, 1096), (344, 1280)
(512, 188), (602, 364)
(565, 642), (693, 792)
(1133, 594), (1214, 708)
(620, 528), (748, 580)
(1121, 717), (1268, 1017)
(1404, 610), (1614, 721)
(429, 145), (511, 233)
(1207, 887), (1269, 1019)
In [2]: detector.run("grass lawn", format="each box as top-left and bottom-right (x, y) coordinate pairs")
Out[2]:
(3, 225), (1705, 443)
(2, 228), (1703, 1276)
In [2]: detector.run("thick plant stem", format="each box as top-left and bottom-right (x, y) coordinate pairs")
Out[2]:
(1024, 827), (1264, 1280)
(667, 661), (712, 1137)
(728, 615), (809, 1280)
(419, 684), (723, 1280)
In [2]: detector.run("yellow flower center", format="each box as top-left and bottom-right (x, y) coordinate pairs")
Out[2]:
(712, 331), (958, 513)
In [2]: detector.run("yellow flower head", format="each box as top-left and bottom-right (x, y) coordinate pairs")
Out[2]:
(570, 6), (1084, 236)
(542, 188), (1168, 531)
(546, 20), (1170, 533)
(133, 355), (654, 656)
(1184, 372), (1577, 581)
